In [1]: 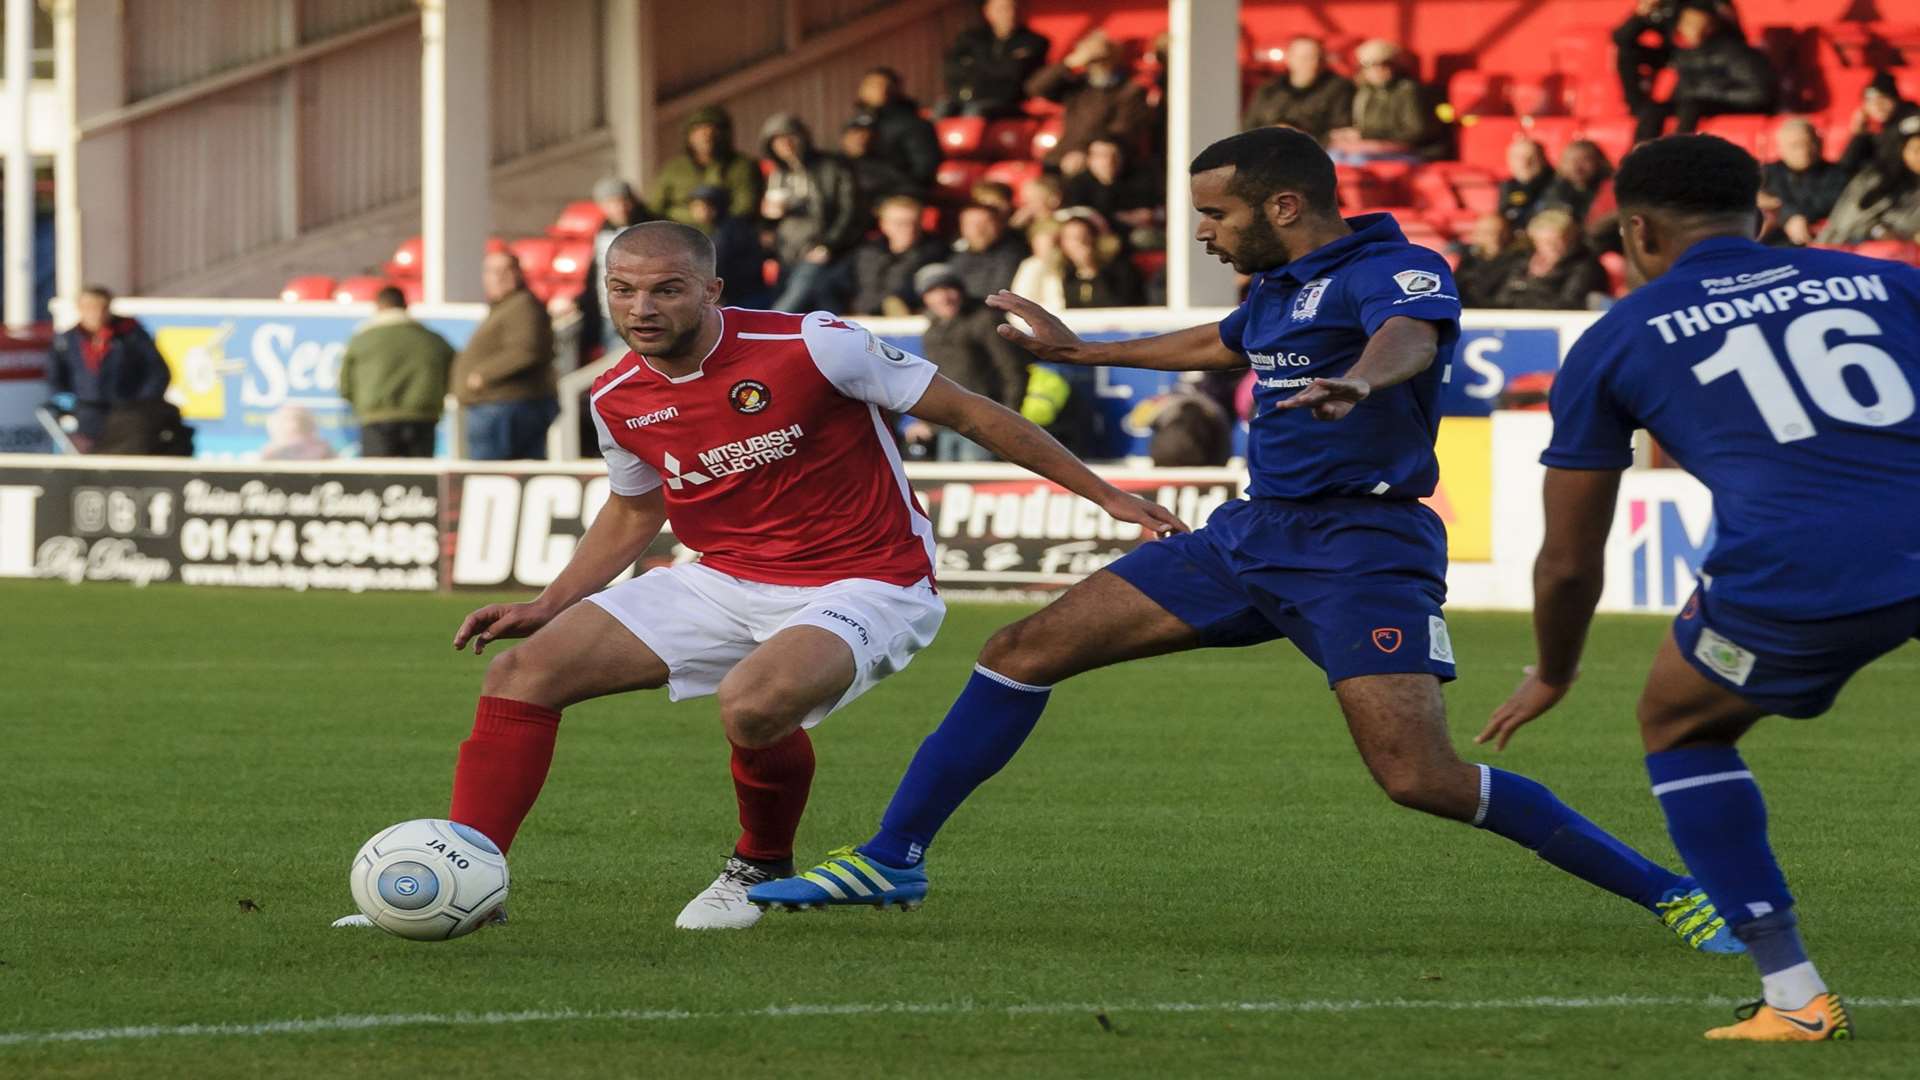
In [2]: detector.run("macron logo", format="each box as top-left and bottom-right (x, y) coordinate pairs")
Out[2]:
(623, 406), (679, 429)
(662, 451), (712, 490)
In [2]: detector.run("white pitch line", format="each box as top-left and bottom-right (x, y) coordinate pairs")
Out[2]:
(5, 995), (1920, 1050)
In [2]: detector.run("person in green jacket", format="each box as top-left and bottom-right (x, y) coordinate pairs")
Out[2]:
(339, 286), (454, 458)
(649, 105), (764, 230)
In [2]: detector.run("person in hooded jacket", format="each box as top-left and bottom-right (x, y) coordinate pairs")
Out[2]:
(650, 105), (764, 229)
(759, 113), (866, 314)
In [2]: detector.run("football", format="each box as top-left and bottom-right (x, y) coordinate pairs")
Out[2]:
(348, 819), (510, 941)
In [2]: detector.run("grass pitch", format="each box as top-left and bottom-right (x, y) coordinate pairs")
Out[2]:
(3, 578), (1918, 1078)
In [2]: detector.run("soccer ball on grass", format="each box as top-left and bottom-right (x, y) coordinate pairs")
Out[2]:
(348, 818), (509, 940)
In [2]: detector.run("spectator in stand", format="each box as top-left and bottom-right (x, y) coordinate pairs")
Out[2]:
(1329, 39), (1443, 161)
(903, 262), (1030, 460)
(841, 114), (918, 209)
(1009, 173), (1064, 233)
(1758, 119), (1848, 247)
(1056, 211), (1143, 308)
(686, 186), (769, 307)
(339, 286), (453, 458)
(1499, 138), (1554, 225)
(649, 105), (762, 229)
(1538, 140), (1617, 226)
(1242, 35), (1353, 143)
(940, 0), (1050, 119)
(1631, 1), (1777, 144)
(948, 201), (1029, 299)
(854, 67), (942, 193)
(1611, 0), (1742, 114)
(452, 252), (558, 460)
(971, 179), (1017, 219)
(582, 177), (652, 355)
(1484, 208), (1609, 310)
(45, 285), (170, 452)
(848, 195), (945, 316)
(1452, 213), (1523, 308)
(1060, 136), (1161, 236)
(1818, 131), (1920, 245)
(1838, 73), (1920, 177)
(758, 113), (864, 313)
(1026, 29), (1153, 175)
(1008, 215), (1066, 311)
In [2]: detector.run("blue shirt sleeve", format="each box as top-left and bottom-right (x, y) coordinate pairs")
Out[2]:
(1218, 290), (1251, 353)
(1350, 247), (1462, 342)
(1541, 321), (1637, 470)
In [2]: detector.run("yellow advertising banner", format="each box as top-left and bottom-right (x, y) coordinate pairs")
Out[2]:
(1424, 416), (1492, 561)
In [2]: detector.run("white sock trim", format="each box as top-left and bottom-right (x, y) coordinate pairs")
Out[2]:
(1471, 764), (1492, 827)
(1762, 960), (1828, 1012)
(1649, 769), (1754, 797)
(973, 663), (1051, 694)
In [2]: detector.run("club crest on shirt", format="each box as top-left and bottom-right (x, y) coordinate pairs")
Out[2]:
(1291, 277), (1332, 322)
(729, 379), (771, 414)
(1394, 269), (1441, 295)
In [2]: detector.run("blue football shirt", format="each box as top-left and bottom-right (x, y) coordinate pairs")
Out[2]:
(1545, 236), (1920, 618)
(1220, 213), (1461, 500)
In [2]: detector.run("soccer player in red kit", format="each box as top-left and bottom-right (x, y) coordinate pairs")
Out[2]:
(335, 222), (1183, 930)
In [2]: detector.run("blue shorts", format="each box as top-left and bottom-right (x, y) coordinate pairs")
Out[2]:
(1106, 496), (1456, 686)
(1673, 586), (1920, 719)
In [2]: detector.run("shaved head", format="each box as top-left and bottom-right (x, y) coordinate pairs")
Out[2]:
(608, 221), (716, 279)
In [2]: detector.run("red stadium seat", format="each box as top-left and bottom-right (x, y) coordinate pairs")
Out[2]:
(386, 235), (423, 280)
(1508, 73), (1564, 117)
(983, 159), (1043, 196)
(1453, 176), (1502, 215)
(936, 116), (987, 158)
(1695, 114), (1772, 157)
(398, 280), (424, 304)
(508, 236), (558, 280)
(1410, 166), (1463, 212)
(549, 239), (592, 283)
(1456, 116), (1526, 173)
(919, 204), (945, 235)
(934, 159), (987, 201)
(1130, 250), (1167, 281)
(332, 276), (387, 303)
(485, 236), (510, 255)
(1447, 70), (1510, 117)
(1852, 238), (1920, 264)
(1898, 69), (1920, 104)
(1525, 117), (1581, 161)
(548, 200), (606, 240)
(279, 275), (336, 302)
(1574, 116), (1637, 167)
(1550, 29), (1612, 79)
(983, 117), (1038, 159)
(1030, 116), (1064, 159)
(1599, 251), (1629, 298)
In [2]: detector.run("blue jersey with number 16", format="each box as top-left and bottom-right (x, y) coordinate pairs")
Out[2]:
(1544, 236), (1920, 619)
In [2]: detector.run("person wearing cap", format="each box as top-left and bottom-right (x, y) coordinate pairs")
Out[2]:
(758, 113), (864, 313)
(1631, 1), (1777, 143)
(685, 185), (770, 308)
(649, 105), (764, 229)
(848, 195), (946, 317)
(903, 262), (1030, 461)
(1839, 72), (1920, 177)
(1025, 28), (1153, 174)
(840, 113), (920, 209)
(1328, 40), (1442, 161)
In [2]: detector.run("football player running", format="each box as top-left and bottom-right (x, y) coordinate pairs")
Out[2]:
(335, 221), (1183, 932)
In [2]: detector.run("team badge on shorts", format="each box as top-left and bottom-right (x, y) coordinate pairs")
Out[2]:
(729, 379), (771, 414)
(1371, 627), (1404, 653)
(1393, 269), (1441, 295)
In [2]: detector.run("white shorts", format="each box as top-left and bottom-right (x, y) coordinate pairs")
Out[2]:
(585, 563), (946, 726)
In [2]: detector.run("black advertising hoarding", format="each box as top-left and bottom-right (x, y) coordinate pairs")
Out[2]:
(0, 460), (1243, 597)
(439, 465), (1244, 597)
(0, 462), (442, 592)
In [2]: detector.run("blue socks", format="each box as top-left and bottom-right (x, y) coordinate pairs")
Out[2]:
(1474, 765), (1685, 909)
(861, 665), (1052, 866)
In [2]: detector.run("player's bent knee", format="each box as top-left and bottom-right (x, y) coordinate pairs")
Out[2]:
(717, 686), (805, 749)
(480, 646), (563, 707)
(977, 619), (1064, 686)
(1371, 760), (1476, 820)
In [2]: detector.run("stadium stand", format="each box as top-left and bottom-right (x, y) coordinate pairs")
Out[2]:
(281, 0), (1920, 310)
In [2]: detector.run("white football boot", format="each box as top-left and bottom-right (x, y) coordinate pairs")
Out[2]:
(675, 856), (778, 930)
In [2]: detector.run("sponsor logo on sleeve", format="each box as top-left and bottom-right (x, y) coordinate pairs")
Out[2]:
(1394, 269), (1442, 295)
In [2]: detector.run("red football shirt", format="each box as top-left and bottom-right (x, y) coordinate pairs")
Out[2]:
(588, 308), (939, 587)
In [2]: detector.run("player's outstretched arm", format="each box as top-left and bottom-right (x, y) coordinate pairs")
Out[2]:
(907, 374), (1189, 537)
(1477, 467), (1622, 749)
(454, 487), (669, 655)
(985, 291), (1245, 372)
(1276, 316), (1438, 421)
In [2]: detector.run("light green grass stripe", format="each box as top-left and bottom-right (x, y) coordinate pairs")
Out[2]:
(7, 996), (1920, 1049)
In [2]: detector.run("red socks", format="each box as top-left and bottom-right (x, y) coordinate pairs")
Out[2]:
(448, 696), (562, 854)
(730, 728), (816, 865)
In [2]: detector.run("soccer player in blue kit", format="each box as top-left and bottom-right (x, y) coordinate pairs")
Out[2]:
(1479, 135), (1920, 1041)
(749, 127), (1740, 955)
